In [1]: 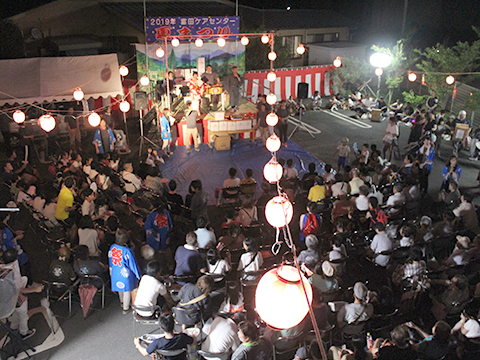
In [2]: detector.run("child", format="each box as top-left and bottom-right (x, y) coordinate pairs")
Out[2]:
(333, 137), (351, 171)
(237, 238), (263, 281)
(285, 159), (298, 179)
(398, 225), (414, 248)
(220, 281), (245, 313)
(146, 148), (164, 167)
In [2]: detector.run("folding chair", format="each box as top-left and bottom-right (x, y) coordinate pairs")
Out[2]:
(272, 331), (304, 360)
(43, 279), (80, 317)
(78, 274), (107, 309)
(155, 348), (187, 360)
(132, 304), (161, 337)
(197, 349), (231, 360)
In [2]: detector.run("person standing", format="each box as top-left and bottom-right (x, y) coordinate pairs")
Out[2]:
(201, 65), (221, 109)
(93, 119), (116, 157)
(276, 100), (289, 146)
(254, 104), (269, 143)
(188, 71), (205, 111)
(163, 71), (176, 106)
(108, 230), (141, 314)
(426, 90), (439, 114)
(224, 66), (242, 112)
(160, 108), (172, 156)
(65, 107), (81, 151)
(103, 106), (113, 128)
(184, 101), (200, 153)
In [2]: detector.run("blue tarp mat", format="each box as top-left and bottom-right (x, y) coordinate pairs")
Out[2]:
(160, 139), (325, 204)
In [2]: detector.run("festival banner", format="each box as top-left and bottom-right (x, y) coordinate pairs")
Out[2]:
(146, 16), (240, 43)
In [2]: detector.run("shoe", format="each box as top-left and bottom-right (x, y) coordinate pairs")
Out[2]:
(21, 329), (36, 340)
(123, 309), (131, 315)
(195, 148), (201, 152)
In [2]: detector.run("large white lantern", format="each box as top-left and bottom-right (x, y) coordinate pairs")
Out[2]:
(261, 34), (269, 44)
(265, 195), (293, 228)
(267, 71), (277, 82)
(140, 75), (150, 86)
(266, 93), (277, 106)
(171, 38), (180, 47)
(73, 88), (84, 101)
(195, 38), (203, 47)
(217, 38), (226, 47)
(446, 75), (455, 85)
(263, 158), (283, 183)
(88, 112), (101, 127)
(296, 44), (306, 55)
(13, 110), (25, 124)
(38, 114), (56, 132)
(119, 101), (131, 113)
(268, 51), (277, 61)
(156, 47), (165, 58)
(266, 133), (281, 152)
(119, 65), (129, 77)
(408, 72), (417, 82)
(333, 56), (342, 68)
(241, 36), (249, 46)
(266, 112), (278, 127)
(256, 264), (313, 329)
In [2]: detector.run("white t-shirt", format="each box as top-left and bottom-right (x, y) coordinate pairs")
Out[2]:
(134, 275), (168, 317)
(194, 228), (216, 249)
(237, 252), (263, 274)
(285, 167), (299, 179)
(78, 228), (100, 257)
(82, 200), (95, 218)
(349, 177), (364, 195)
(355, 195), (369, 211)
(207, 259), (231, 279)
(464, 319), (480, 339)
(201, 317), (240, 360)
(370, 232), (393, 267)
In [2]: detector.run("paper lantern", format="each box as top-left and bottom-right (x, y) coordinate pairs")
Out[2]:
(446, 75), (455, 85)
(140, 75), (149, 86)
(261, 34), (269, 44)
(241, 36), (249, 46)
(267, 71), (277, 82)
(375, 67), (383, 77)
(268, 51), (277, 61)
(155, 47), (165, 58)
(88, 112), (101, 127)
(333, 56), (342, 68)
(408, 72), (417, 82)
(38, 114), (56, 132)
(266, 93), (277, 106)
(266, 112), (278, 127)
(13, 110), (25, 124)
(265, 195), (293, 228)
(266, 133), (281, 152)
(256, 265), (312, 329)
(73, 88), (84, 101)
(119, 65), (129, 77)
(296, 44), (305, 55)
(119, 101), (130, 113)
(195, 38), (203, 47)
(217, 38), (226, 47)
(263, 158), (283, 183)
(171, 38), (180, 47)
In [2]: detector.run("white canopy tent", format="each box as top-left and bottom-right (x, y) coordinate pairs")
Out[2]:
(0, 53), (124, 106)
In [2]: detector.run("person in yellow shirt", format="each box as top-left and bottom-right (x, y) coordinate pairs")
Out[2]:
(55, 177), (75, 224)
(307, 176), (327, 203)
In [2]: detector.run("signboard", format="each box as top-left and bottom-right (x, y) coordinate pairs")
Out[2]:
(145, 16), (240, 43)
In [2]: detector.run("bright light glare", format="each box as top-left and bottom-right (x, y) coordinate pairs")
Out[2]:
(370, 52), (392, 68)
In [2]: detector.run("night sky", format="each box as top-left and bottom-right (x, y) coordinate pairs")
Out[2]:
(1, 0), (479, 47)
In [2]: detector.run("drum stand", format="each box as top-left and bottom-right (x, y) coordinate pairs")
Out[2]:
(137, 110), (159, 157)
(288, 100), (316, 139)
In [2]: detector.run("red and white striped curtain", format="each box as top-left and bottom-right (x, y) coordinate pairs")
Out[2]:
(244, 65), (335, 102)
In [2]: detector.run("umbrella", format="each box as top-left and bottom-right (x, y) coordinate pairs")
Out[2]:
(79, 284), (97, 318)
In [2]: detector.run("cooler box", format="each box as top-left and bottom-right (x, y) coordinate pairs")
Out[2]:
(214, 111), (225, 121)
(218, 121), (228, 132)
(208, 120), (220, 132)
(227, 120), (236, 131)
(214, 134), (231, 150)
(371, 109), (381, 122)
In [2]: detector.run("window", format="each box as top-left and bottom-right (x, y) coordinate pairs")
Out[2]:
(306, 32), (340, 44)
(282, 35), (303, 58)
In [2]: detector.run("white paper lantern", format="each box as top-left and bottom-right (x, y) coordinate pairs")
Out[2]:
(88, 112), (101, 127)
(119, 101), (131, 113)
(408, 72), (417, 82)
(38, 114), (56, 132)
(217, 38), (226, 47)
(296, 44), (305, 55)
(266, 93), (277, 105)
(119, 65), (129, 77)
(13, 110), (25, 124)
(256, 265), (312, 329)
(446, 75), (455, 85)
(261, 34), (269, 44)
(333, 56), (342, 68)
(268, 51), (277, 61)
(266, 133), (281, 152)
(265, 195), (293, 228)
(156, 47), (165, 58)
(266, 112), (278, 127)
(73, 88), (84, 101)
(195, 38), (203, 47)
(375, 67), (384, 77)
(267, 71), (277, 82)
(140, 75), (150, 86)
(263, 158), (283, 183)
(171, 38), (180, 47)
(241, 36), (249, 46)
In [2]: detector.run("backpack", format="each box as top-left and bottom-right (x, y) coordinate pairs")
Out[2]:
(303, 213), (320, 236)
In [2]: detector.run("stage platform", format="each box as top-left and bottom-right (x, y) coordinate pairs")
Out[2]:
(160, 138), (325, 205)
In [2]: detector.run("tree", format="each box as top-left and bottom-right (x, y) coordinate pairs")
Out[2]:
(167, 48), (178, 71)
(371, 40), (407, 90)
(329, 57), (371, 94)
(402, 90), (428, 108)
(414, 29), (480, 100)
(245, 27), (290, 71)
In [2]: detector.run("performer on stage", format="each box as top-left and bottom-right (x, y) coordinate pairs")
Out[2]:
(224, 66), (242, 112)
(201, 65), (221, 109)
(188, 72), (205, 111)
(163, 71), (176, 106)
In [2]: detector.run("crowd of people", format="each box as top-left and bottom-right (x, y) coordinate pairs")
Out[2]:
(1, 84), (480, 360)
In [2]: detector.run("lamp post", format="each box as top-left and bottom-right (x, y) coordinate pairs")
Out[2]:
(369, 52), (392, 99)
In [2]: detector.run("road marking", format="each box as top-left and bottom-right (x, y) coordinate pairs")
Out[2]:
(288, 116), (322, 134)
(321, 109), (373, 129)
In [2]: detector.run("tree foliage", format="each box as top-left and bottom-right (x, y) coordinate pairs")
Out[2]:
(371, 40), (407, 90)
(465, 90), (480, 113)
(245, 27), (290, 71)
(414, 30), (480, 99)
(329, 57), (371, 93)
(402, 90), (428, 108)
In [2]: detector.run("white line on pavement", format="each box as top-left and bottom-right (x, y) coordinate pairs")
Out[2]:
(321, 109), (373, 129)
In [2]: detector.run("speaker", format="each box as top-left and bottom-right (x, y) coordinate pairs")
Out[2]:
(134, 91), (148, 110)
(297, 82), (309, 99)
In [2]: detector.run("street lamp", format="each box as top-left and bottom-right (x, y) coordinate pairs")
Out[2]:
(370, 52), (392, 99)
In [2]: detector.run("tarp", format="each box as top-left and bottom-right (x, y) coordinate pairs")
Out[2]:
(0, 54), (124, 106)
